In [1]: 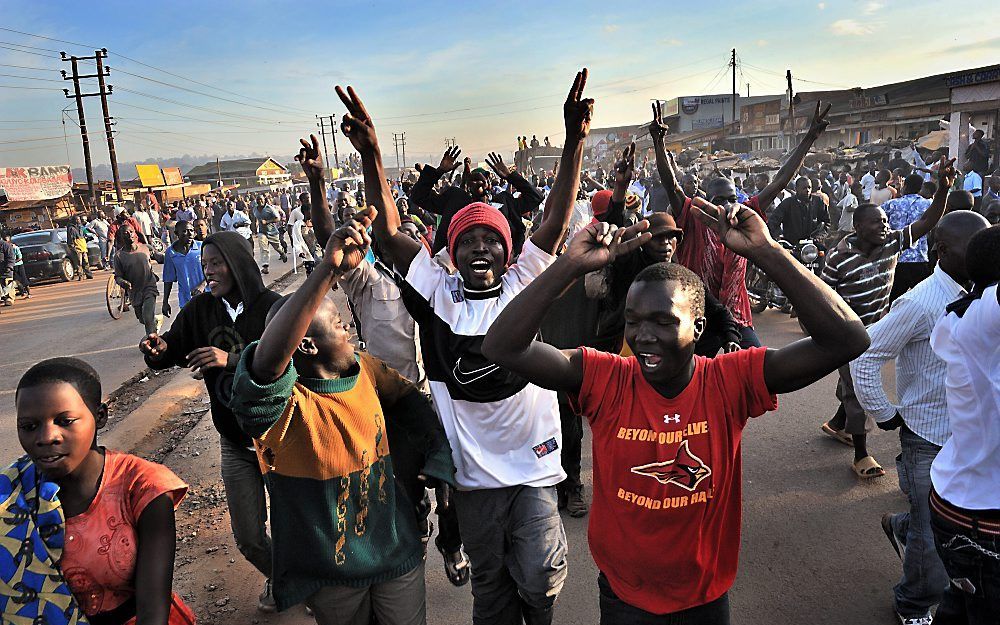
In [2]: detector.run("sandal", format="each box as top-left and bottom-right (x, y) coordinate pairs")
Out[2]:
(853, 455), (885, 479)
(436, 543), (471, 587)
(821, 422), (853, 446)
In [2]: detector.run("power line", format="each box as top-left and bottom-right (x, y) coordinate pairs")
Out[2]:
(115, 87), (311, 124)
(0, 43), (56, 58)
(0, 39), (61, 53)
(0, 72), (62, 82)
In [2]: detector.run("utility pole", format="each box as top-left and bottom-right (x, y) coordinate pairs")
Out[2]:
(392, 132), (407, 169)
(747, 82), (751, 97)
(94, 49), (122, 203)
(61, 54), (97, 208)
(786, 69), (795, 150)
(216, 157), (222, 189)
(326, 115), (340, 169)
(730, 48), (737, 124)
(315, 115), (332, 173)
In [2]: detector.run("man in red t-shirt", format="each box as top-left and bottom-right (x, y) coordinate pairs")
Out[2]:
(482, 197), (869, 622)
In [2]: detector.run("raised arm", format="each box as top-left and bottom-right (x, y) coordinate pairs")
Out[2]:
(409, 147), (461, 215)
(487, 152), (543, 212)
(688, 197), (869, 394)
(336, 85), (423, 274)
(757, 101), (831, 209)
(251, 211), (375, 383)
(296, 134), (334, 247)
(910, 157), (955, 241)
(483, 221), (651, 392)
(649, 101), (686, 214)
(530, 68), (594, 254)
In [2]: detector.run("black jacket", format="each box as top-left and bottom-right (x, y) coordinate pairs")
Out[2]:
(768, 195), (830, 243)
(145, 232), (281, 446)
(409, 166), (543, 256)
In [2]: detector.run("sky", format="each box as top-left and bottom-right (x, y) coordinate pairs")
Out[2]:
(1, 0), (998, 173)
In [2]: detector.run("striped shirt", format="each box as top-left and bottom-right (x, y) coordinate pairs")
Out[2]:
(850, 265), (965, 446)
(821, 227), (913, 326)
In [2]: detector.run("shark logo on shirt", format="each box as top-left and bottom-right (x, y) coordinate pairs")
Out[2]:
(630, 440), (711, 492)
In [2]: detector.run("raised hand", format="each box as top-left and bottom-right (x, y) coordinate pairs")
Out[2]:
(335, 86), (378, 154)
(324, 207), (377, 273)
(935, 156), (957, 189)
(807, 100), (833, 138)
(614, 142), (636, 189)
(564, 220), (650, 274)
(564, 68), (594, 142)
(486, 152), (512, 180)
(295, 134), (325, 183)
(438, 146), (462, 172)
(689, 196), (773, 258)
(649, 101), (670, 144)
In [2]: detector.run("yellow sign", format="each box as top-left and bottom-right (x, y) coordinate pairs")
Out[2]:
(136, 164), (166, 187)
(162, 167), (183, 186)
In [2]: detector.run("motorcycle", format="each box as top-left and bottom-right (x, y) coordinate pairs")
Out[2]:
(747, 235), (826, 314)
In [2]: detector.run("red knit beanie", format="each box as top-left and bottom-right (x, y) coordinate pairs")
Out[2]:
(591, 190), (612, 218)
(447, 202), (513, 266)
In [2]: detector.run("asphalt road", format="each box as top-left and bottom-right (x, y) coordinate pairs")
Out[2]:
(0, 246), (299, 458)
(2, 265), (908, 623)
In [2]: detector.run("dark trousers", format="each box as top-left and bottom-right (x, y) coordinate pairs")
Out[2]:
(889, 261), (932, 304)
(557, 393), (583, 493)
(598, 574), (730, 625)
(13, 265), (29, 295)
(67, 246), (93, 278)
(931, 497), (1000, 625)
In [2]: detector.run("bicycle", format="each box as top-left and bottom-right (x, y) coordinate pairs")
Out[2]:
(105, 275), (128, 319)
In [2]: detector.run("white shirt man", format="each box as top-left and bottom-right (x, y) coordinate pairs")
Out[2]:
(220, 208), (252, 240)
(861, 170), (877, 201)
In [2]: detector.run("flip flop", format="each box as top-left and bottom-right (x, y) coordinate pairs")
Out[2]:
(821, 422), (853, 446)
(436, 543), (471, 587)
(853, 455), (885, 479)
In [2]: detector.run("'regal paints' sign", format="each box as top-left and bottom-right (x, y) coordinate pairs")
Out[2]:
(0, 165), (73, 202)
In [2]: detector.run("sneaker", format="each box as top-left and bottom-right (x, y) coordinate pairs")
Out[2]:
(897, 613), (932, 625)
(565, 488), (589, 518)
(258, 578), (277, 613)
(881, 512), (906, 560)
(261, 265), (269, 275)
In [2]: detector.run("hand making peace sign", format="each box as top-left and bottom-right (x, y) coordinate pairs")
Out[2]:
(335, 85), (379, 154)
(564, 68), (594, 142)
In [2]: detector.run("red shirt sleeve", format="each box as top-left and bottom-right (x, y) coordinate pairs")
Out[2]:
(120, 454), (189, 523)
(573, 347), (631, 424)
(706, 347), (778, 428)
(745, 195), (766, 220)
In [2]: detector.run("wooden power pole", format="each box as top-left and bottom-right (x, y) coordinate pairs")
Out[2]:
(94, 49), (122, 203)
(61, 54), (96, 208)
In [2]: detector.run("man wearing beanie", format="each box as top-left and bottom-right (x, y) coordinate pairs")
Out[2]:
(411, 145), (544, 258)
(336, 70), (593, 625)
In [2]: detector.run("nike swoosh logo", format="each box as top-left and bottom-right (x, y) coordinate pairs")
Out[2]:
(452, 357), (500, 385)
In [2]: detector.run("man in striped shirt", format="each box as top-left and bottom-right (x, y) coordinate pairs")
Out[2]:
(851, 211), (989, 624)
(820, 158), (954, 479)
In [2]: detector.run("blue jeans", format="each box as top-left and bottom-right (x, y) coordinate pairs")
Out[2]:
(598, 574), (729, 625)
(931, 498), (1000, 625)
(890, 427), (949, 617)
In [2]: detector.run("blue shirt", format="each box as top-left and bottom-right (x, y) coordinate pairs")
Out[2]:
(881, 194), (931, 263)
(162, 240), (205, 308)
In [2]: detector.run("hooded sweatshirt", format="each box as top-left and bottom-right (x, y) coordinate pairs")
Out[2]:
(145, 231), (281, 446)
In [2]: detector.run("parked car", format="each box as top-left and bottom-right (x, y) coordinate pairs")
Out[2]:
(12, 228), (102, 283)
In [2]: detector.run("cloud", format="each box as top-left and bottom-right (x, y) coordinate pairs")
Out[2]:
(817, 2), (825, 8)
(940, 35), (1000, 54)
(756, 39), (769, 47)
(660, 38), (683, 47)
(829, 19), (876, 36)
(863, 1), (883, 14)
(603, 24), (620, 33)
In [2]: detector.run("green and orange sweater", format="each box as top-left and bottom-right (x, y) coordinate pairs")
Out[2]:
(230, 343), (455, 611)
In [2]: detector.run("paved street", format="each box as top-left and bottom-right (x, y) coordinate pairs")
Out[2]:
(2, 265), (908, 623)
(0, 248), (300, 458)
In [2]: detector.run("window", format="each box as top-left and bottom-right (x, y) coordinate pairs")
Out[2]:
(12, 232), (52, 246)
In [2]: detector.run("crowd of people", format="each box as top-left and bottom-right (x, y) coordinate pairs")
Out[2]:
(7, 68), (1000, 625)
